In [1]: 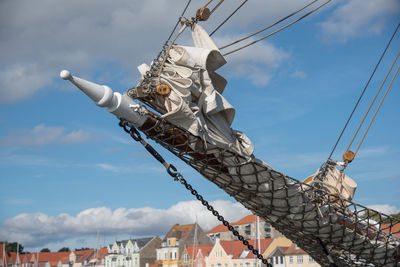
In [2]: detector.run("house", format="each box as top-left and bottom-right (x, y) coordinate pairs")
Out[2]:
(206, 215), (282, 242)
(206, 238), (273, 267)
(33, 252), (70, 267)
(178, 246), (213, 267)
(155, 223), (212, 267)
(81, 248), (108, 267)
(70, 249), (95, 267)
(284, 244), (319, 267)
(105, 237), (161, 267)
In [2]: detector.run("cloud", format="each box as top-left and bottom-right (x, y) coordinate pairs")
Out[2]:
(0, 124), (97, 146)
(0, 0), (321, 103)
(319, 0), (400, 42)
(216, 36), (290, 86)
(367, 204), (400, 215)
(0, 200), (250, 248)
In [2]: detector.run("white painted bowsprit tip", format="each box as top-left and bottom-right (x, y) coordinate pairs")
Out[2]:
(59, 69), (148, 128)
(60, 70), (72, 80)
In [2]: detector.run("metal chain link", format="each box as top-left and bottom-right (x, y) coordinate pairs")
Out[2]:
(118, 118), (272, 267)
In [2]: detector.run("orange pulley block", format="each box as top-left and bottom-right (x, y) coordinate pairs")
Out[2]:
(342, 150), (355, 163)
(156, 84), (171, 95)
(196, 7), (210, 21)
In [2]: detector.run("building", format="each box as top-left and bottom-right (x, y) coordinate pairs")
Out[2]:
(206, 238), (273, 267)
(178, 246), (212, 267)
(105, 237), (161, 267)
(206, 215), (281, 242)
(284, 244), (319, 267)
(155, 224), (212, 267)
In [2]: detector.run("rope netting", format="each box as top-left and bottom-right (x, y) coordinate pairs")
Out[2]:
(129, 114), (399, 266)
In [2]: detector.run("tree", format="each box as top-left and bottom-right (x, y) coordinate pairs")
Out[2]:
(40, 248), (51, 252)
(75, 247), (90, 251)
(58, 247), (70, 252)
(5, 242), (24, 254)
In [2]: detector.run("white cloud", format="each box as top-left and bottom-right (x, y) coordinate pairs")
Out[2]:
(0, 124), (97, 146)
(367, 204), (400, 215)
(319, 0), (400, 42)
(0, 200), (250, 248)
(0, 0), (321, 103)
(216, 36), (290, 86)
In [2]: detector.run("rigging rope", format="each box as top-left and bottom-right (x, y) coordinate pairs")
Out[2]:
(221, 0), (331, 56)
(351, 51), (400, 157)
(327, 22), (400, 162)
(209, 0), (248, 36)
(218, 0), (318, 48)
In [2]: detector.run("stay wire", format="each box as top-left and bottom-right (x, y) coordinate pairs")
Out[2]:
(221, 0), (331, 56)
(166, 0), (192, 42)
(326, 22), (400, 161)
(218, 0), (318, 47)
(209, 0), (248, 36)
(353, 52), (400, 157)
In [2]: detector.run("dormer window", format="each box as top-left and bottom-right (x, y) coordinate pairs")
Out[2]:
(184, 253), (189, 262)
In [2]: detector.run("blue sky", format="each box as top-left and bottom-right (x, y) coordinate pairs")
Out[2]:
(0, 0), (399, 252)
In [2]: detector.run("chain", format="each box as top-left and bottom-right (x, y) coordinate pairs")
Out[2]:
(118, 118), (272, 267)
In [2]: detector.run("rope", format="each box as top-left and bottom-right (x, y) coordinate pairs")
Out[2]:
(353, 52), (400, 157)
(327, 22), (400, 161)
(218, 0), (318, 48)
(166, 0), (192, 43)
(221, 0), (331, 56)
(209, 0), (248, 37)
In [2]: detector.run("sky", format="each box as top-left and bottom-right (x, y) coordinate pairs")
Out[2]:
(0, 0), (399, 252)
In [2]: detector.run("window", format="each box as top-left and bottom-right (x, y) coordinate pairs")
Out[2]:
(164, 252), (167, 260)
(184, 254), (189, 262)
(198, 259), (202, 267)
(264, 224), (271, 238)
(245, 262), (250, 267)
(174, 252), (177, 260)
(168, 239), (171, 246)
(211, 264), (214, 267)
(296, 255), (303, 263)
(224, 264), (228, 267)
(289, 256), (293, 264)
(240, 263), (243, 267)
(233, 264), (237, 267)
(216, 251), (222, 258)
(217, 264), (221, 267)
(279, 256), (283, 264)
(244, 224), (251, 235)
(309, 256), (315, 262)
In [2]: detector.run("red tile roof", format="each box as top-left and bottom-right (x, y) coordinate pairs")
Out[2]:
(207, 215), (264, 234)
(37, 251), (70, 266)
(220, 239), (273, 259)
(75, 249), (95, 263)
(283, 244), (306, 255)
(381, 222), (400, 238)
(185, 245), (213, 259)
(84, 248), (108, 266)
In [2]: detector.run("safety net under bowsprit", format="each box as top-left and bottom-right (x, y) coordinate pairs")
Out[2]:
(124, 23), (400, 266)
